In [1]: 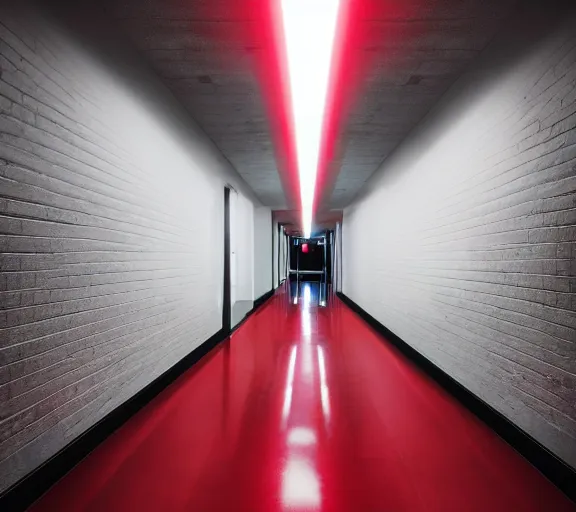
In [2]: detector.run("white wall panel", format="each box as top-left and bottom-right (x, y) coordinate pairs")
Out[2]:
(253, 207), (272, 299)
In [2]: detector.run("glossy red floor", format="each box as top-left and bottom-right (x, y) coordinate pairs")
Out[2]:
(31, 283), (574, 511)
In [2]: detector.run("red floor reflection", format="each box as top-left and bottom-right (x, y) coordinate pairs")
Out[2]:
(31, 284), (574, 511)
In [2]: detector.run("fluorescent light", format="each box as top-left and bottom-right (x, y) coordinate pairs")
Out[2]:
(280, 0), (340, 239)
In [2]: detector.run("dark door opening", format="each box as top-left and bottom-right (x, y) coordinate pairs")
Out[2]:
(288, 232), (333, 306)
(289, 233), (333, 282)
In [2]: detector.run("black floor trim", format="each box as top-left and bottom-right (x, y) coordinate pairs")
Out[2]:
(0, 290), (279, 511)
(230, 289), (275, 333)
(337, 292), (576, 503)
(0, 327), (228, 511)
(253, 288), (274, 310)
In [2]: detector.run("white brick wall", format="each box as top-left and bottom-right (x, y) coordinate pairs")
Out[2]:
(0, 4), (263, 491)
(343, 5), (576, 468)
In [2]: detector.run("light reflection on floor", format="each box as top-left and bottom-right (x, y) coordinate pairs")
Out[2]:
(280, 279), (330, 510)
(289, 280), (328, 307)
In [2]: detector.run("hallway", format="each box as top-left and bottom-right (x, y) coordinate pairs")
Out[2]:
(30, 284), (574, 512)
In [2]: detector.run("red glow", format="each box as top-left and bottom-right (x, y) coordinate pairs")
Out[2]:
(194, 0), (361, 235)
(157, 1), (367, 235)
(302, 243), (309, 253)
(315, 0), (364, 210)
(277, 0), (342, 238)
(251, 0), (301, 210)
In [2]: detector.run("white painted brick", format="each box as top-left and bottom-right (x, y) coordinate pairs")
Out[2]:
(344, 9), (576, 468)
(0, 4), (263, 492)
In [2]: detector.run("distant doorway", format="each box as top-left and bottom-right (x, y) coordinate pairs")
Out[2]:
(288, 232), (332, 306)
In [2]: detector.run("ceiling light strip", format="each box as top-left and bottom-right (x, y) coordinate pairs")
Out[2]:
(279, 0), (341, 238)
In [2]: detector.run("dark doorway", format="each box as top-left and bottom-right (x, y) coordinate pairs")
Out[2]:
(288, 232), (332, 307)
(289, 233), (333, 282)
(222, 187), (231, 333)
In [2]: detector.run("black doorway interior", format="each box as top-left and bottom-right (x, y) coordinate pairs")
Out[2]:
(289, 234), (333, 282)
(288, 232), (333, 306)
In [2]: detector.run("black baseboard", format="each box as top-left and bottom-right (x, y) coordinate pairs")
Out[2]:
(230, 289), (275, 334)
(0, 289), (279, 511)
(253, 288), (274, 310)
(336, 292), (576, 503)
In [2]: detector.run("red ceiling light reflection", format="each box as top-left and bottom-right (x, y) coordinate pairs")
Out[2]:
(277, 0), (342, 238)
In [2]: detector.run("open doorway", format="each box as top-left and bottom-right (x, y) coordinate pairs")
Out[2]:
(288, 232), (333, 306)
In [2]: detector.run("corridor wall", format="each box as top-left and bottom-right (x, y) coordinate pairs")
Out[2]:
(343, 1), (576, 468)
(0, 1), (266, 492)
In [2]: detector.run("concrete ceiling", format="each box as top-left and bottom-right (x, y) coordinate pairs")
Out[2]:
(107, 0), (517, 225)
(108, 0), (294, 209)
(324, 0), (518, 209)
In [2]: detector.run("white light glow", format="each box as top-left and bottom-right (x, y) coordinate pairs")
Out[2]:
(282, 456), (321, 507)
(280, 0), (341, 238)
(301, 284), (313, 340)
(288, 427), (317, 446)
(282, 346), (298, 423)
(317, 346), (331, 420)
(303, 283), (312, 309)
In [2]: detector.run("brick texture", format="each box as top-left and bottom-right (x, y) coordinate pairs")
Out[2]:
(0, 4), (258, 492)
(343, 4), (576, 468)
